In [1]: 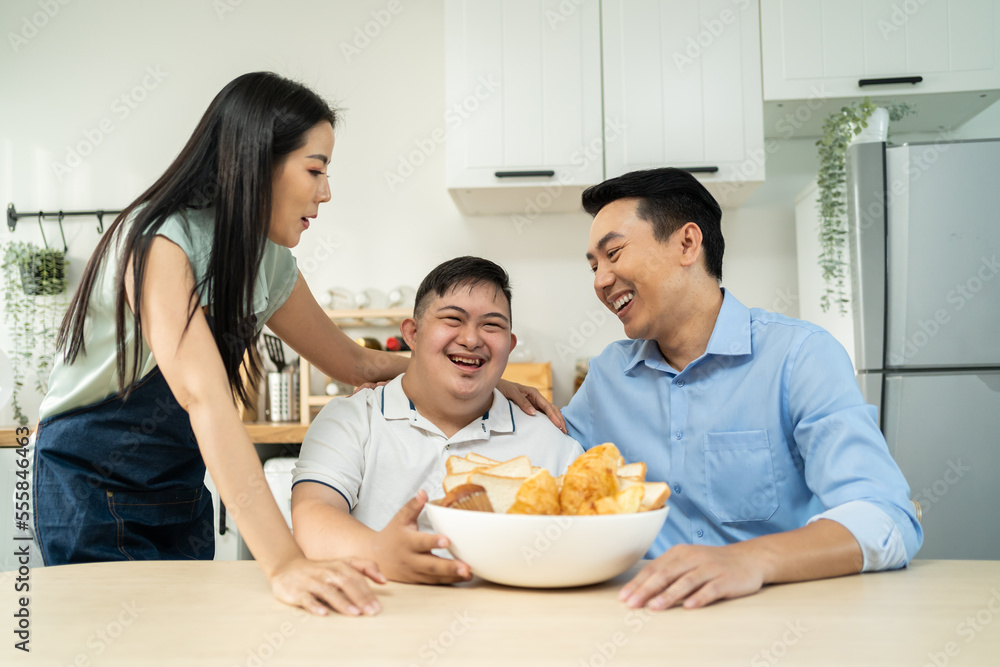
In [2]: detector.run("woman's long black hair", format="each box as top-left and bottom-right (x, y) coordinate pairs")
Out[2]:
(57, 72), (337, 409)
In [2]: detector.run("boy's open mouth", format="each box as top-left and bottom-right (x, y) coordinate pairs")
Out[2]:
(448, 355), (483, 368)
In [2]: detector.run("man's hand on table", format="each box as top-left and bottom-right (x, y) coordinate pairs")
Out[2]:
(619, 544), (766, 610)
(619, 520), (864, 610)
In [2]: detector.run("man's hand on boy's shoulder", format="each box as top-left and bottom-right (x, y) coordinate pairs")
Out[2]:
(372, 490), (473, 585)
(497, 379), (567, 433)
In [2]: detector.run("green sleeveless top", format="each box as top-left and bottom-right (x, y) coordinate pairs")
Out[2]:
(39, 207), (298, 419)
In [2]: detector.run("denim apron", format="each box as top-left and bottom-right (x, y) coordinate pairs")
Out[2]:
(32, 362), (217, 564)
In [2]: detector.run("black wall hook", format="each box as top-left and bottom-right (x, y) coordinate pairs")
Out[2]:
(7, 203), (122, 233)
(37, 211), (49, 249)
(57, 211), (69, 253)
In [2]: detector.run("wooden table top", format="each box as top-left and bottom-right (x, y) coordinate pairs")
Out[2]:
(0, 421), (309, 448)
(3, 558), (999, 665)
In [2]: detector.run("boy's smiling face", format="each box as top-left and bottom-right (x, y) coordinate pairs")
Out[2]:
(401, 281), (516, 406)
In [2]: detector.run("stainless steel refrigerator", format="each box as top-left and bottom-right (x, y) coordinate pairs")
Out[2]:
(847, 139), (1000, 560)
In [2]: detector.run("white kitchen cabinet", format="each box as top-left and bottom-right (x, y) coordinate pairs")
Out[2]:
(761, 0), (1000, 136)
(445, 0), (604, 215)
(601, 0), (765, 208)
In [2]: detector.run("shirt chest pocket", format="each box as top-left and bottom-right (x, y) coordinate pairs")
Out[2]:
(704, 430), (778, 523)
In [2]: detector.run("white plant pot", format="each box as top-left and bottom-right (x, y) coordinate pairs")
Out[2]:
(851, 107), (890, 144)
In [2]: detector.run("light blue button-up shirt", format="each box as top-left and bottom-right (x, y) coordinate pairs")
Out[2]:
(563, 290), (923, 571)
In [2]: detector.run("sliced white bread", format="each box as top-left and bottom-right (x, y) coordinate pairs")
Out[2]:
(483, 455), (531, 478)
(617, 462), (647, 481)
(466, 452), (500, 465)
(618, 479), (670, 511)
(468, 472), (527, 514)
(443, 471), (479, 493)
(446, 456), (482, 474)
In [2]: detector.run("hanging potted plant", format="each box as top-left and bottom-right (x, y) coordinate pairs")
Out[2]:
(815, 97), (915, 313)
(2, 241), (69, 425)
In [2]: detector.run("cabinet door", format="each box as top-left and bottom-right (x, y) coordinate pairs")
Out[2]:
(761, 0), (1000, 100)
(445, 0), (603, 197)
(601, 0), (765, 208)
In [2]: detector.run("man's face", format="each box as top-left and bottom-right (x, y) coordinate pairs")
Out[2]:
(586, 198), (682, 342)
(402, 282), (516, 404)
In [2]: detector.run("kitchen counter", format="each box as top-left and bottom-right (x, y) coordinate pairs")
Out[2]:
(0, 421), (309, 447)
(5, 559), (999, 665)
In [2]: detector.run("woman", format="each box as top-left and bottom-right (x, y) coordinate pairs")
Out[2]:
(32, 72), (561, 616)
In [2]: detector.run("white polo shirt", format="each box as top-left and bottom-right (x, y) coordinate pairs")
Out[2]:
(293, 374), (584, 533)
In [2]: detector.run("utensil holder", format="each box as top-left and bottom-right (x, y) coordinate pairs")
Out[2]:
(266, 370), (298, 422)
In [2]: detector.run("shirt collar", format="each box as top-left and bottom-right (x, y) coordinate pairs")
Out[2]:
(380, 374), (516, 437)
(704, 289), (752, 357)
(622, 289), (751, 374)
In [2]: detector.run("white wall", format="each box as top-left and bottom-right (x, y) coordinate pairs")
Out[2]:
(1, 0), (804, 422)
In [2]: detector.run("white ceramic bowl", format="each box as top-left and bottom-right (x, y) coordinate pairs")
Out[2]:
(424, 503), (669, 588)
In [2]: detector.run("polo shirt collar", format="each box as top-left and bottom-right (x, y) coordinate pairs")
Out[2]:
(623, 288), (751, 374)
(380, 374), (516, 438)
(380, 375), (413, 420)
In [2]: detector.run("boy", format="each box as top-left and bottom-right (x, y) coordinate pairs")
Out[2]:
(291, 257), (583, 584)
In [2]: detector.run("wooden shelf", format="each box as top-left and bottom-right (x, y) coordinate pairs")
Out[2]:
(242, 421), (309, 444)
(0, 429), (29, 448)
(321, 308), (412, 326)
(1, 424), (311, 447)
(298, 308), (414, 424)
(308, 395), (335, 406)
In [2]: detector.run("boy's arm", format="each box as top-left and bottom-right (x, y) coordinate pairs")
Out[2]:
(291, 483), (471, 585)
(291, 482), (367, 560)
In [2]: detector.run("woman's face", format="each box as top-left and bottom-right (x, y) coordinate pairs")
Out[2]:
(268, 121), (334, 247)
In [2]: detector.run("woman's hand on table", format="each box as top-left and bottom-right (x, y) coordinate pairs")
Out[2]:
(270, 557), (386, 617)
(618, 544), (765, 610)
(372, 490), (473, 584)
(497, 379), (567, 433)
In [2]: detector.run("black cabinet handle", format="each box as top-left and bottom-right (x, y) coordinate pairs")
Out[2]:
(219, 502), (227, 536)
(858, 76), (923, 87)
(679, 166), (719, 173)
(494, 170), (556, 178)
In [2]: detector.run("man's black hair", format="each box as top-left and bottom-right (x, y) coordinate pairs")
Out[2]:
(581, 168), (725, 280)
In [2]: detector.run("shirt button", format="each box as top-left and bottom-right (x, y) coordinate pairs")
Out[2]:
(673, 484), (681, 494)
(696, 529), (704, 538)
(674, 431), (682, 440)
(676, 379), (685, 387)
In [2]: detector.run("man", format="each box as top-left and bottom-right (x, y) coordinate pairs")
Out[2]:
(564, 168), (922, 610)
(291, 256), (583, 584)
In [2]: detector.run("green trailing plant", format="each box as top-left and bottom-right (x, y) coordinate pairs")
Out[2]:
(816, 97), (915, 313)
(2, 241), (69, 425)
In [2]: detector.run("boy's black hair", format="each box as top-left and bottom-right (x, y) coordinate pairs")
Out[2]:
(413, 256), (512, 321)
